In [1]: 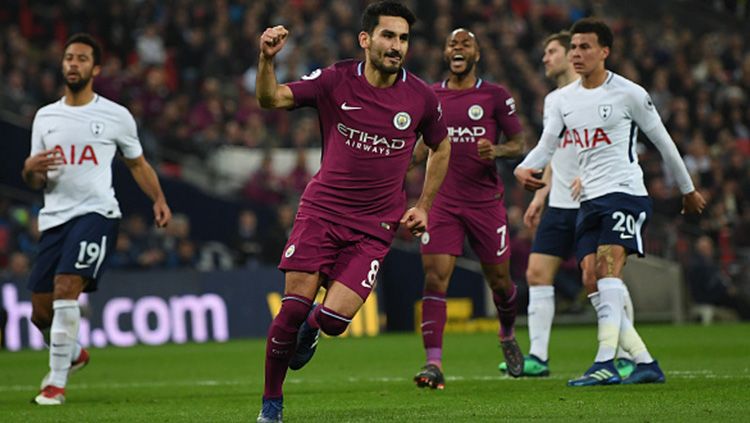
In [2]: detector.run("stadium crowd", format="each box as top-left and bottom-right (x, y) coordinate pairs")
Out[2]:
(0, 0), (748, 317)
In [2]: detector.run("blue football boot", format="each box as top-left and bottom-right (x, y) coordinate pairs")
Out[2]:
(622, 360), (666, 384)
(288, 318), (320, 370)
(567, 360), (622, 387)
(257, 397), (283, 423)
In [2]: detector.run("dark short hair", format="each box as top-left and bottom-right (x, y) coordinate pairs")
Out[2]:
(64, 33), (103, 66)
(543, 31), (571, 52)
(446, 28), (480, 49)
(570, 18), (613, 49)
(361, 1), (416, 34)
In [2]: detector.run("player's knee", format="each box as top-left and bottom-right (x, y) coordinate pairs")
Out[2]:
(594, 260), (621, 279)
(317, 307), (351, 337)
(526, 266), (549, 286)
(53, 275), (85, 300)
(424, 270), (449, 292)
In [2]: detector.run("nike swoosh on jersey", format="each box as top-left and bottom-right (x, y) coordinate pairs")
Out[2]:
(271, 337), (294, 346)
(619, 233), (634, 239)
(341, 102), (362, 111)
(74, 262), (91, 269)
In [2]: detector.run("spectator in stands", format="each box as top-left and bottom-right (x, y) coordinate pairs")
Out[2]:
(686, 235), (750, 320)
(231, 209), (263, 267)
(0, 0), (748, 281)
(260, 203), (295, 265)
(283, 149), (312, 200)
(0, 251), (31, 283)
(123, 214), (167, 268)
(110, 232), (138, 269)
(242, 150), (284, 206)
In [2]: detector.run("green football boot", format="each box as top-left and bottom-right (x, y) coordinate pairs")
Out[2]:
(498, 355), (550, 377)
(614, 357), (636, 379)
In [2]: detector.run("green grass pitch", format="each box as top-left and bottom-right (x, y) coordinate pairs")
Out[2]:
(2, 323), (748, 422)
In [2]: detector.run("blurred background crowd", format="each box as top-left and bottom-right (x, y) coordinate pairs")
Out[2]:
(0, 0), (748, 318)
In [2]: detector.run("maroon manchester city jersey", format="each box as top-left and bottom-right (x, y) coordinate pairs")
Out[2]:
(287, 60), (447, 242)
(431, 79), (522, 207)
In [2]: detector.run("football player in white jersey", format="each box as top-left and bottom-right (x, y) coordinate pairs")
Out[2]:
(500, 31), (636, 378)
(514, 19), (705, 386)
(23, 33), (171, 405)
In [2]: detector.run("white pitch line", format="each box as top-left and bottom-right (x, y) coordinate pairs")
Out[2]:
(3, 370), (747, 393)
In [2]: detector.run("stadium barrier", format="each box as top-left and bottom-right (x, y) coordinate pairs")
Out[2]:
(0, 265), (386, 351)
(1, 268), (282, 351)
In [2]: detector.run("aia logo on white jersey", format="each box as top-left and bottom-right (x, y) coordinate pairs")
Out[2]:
(53, 144), (99, 165)
(598, 105), (613, 121)
(90, 121), (105, 136)
(561, 128), (612, 149)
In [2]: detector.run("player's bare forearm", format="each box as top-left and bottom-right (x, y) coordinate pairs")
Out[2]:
(533, 164), (552, 201)
(494, 133), (524, 158)
(256, 56), (289, 108)
(415, 138), (450, 212)
(124, 156), (166, 204)
(408, 138), (429, 171)
(256, 26), (294, 109)
(124, 155), (171, 227)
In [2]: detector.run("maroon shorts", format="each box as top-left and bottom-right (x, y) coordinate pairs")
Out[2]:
(419, 201), (510, 264)
(278, 213), (391, 300)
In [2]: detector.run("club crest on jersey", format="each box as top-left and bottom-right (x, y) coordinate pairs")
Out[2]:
(468, 104), (484, 121)
(598, 105), (613, 121)
(284, 244), (296, 258)
(90, 121), (105, 136)
(393, 112), (411, 130)
(421, 232), (430, 245)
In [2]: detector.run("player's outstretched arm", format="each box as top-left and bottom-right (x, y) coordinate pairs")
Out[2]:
(256, 25), (294, 109)
(514, 130), (559, 191)
(122, 155), (172, 227)
(22, 149), (63, 190)
(401, 137), (451, 236)
(641, 123), (705, 215)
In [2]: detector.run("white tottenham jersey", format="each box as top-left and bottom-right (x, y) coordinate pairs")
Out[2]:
(520, 71), (694, 202)
(30, 94), (143, 231)
(544, 89), (579, 209)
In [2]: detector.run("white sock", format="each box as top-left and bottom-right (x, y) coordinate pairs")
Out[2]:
(44, 326), (82, 363)
(527, 285), (555, 362)
(619, 313), (654, 364)
(48, 300), (80, 388)
(616, 284), (635, 361)
(593, 278), (624, 363)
